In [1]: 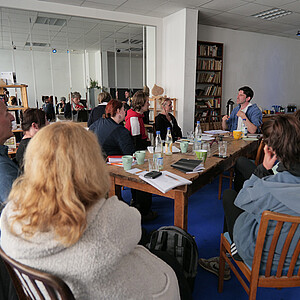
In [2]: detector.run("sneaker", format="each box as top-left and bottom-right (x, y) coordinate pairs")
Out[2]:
(141, 210), (158, 222)
(198, 256), (231, 280)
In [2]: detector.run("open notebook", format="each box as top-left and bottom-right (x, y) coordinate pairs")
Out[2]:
(139, 171), (192, 194)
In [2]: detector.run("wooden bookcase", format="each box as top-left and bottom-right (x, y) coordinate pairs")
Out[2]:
(0, 84), (29, 147)
(195, 41), (223, 129)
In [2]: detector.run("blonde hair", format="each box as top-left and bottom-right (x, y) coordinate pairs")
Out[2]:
(8, 122), (110, 246)
(97, 92), (112, 104)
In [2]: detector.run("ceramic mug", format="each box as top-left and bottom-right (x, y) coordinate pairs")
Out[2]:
(233, 130), (242, 139)
(180, 141), (189, 153)
(195, 149), (207, 163)
(122, 155), (133, 171)
(133, 150), (146, 165)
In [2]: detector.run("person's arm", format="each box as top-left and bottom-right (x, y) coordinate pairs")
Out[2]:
(170, 114), (182, 140)
(0, 162), (18, 206)
(222, 115), (229, 130)
(117, 128), (136, 155)
(236, 110), (257, 133)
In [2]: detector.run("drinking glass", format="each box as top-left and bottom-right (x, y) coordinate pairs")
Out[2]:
(148, 157), (159, 171)
(218, 141), (227, 158)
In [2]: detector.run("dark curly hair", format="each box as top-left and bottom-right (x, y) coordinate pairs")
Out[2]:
(262, 115), (300, 169)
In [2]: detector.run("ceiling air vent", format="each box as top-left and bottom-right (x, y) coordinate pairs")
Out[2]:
(25, 42), (50, 47)
(35, 16), (66, 26)
(121, 39), (142, 45)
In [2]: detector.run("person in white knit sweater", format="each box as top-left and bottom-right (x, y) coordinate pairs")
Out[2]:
(0, 122), (180, 300)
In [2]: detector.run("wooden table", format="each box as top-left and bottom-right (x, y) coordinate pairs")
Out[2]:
(108, 136), (260, 230)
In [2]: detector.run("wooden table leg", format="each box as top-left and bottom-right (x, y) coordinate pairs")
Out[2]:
(109, 176), (122, 199)
(173, 191), (188, 231)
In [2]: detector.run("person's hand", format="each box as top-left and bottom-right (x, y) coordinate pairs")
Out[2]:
(263, 145), (277, 170)
(222, 115), (229, 122)
(236, 110), (246, 119)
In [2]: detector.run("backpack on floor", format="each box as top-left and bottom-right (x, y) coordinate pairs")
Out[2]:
(147, 226), (198, 290)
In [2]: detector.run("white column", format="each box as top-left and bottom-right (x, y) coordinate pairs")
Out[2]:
(161, 8), (198, 134)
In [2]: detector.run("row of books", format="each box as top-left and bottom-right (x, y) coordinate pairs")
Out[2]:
(197, 59), (222, 71)
(206, 98), (221, 108)
(198, 45), (222, 57)
(197, 72), (221, 84)
(197, 86), (221, 96)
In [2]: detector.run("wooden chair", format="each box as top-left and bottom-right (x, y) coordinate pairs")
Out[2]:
(0, 247), (75, 300)
(218, 139), (264, 200)
(218, 211), (300, 300)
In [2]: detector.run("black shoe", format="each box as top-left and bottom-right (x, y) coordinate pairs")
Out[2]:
(142, 210), (158, 222)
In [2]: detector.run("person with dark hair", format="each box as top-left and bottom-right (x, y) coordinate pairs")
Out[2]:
(16, 108), (47, 169)
(56, 97), (66, 114)
(87, 92), (112, 127)
(199, 114), (300, 278)
(124, 89), (131, 104)
(222, 86), (262, 133)
(89, 99), (156, 221)
(155, 97), (182, 141)
(125, 90), (151, 150)
(89, 100), (134, 156)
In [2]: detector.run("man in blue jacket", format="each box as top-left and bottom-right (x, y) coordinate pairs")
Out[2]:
(222, 86), (262, 133)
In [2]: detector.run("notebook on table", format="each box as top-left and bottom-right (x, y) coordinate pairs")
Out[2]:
(171, 158), (203, 173)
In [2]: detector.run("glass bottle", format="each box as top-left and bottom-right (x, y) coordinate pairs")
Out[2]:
(155, 131), (163, 169)
(194, 121), (202, 151)
(241, 118), (248, 137)
(165, 127), (173, 156)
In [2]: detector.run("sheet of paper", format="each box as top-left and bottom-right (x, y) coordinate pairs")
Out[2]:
(147, 146), (180, 154)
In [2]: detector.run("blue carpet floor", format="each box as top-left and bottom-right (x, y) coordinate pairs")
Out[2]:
(122, 177), (300, 300)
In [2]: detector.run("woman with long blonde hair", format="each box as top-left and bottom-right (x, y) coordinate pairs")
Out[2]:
(0, 122), (180, 300)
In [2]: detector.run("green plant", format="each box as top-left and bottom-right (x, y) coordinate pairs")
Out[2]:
(89, 78), (99, 89)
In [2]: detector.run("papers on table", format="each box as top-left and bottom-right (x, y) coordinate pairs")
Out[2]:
(139, 171), (192, 194)
(147, 146), (181, 154)
(204, 130), (228, 135)
(200, 135), (215, 141)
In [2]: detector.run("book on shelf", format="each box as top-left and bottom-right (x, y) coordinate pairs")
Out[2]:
(171, 158), (204, 173)
(198, 45), (220, 57)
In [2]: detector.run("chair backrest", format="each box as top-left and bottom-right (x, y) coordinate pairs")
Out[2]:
(254, 139), (265, 166)
(252, 211), (300, 279)
(0, 247), (75, 300)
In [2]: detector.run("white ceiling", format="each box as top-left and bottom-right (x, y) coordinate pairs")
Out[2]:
(1, 0), (300, 53)
(38, 0), (300, 39)
(0, 7), (144, 53)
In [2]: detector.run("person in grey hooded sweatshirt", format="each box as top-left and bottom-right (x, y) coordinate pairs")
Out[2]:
(199, 114), (300, 278)
(224, 114), (300, 271)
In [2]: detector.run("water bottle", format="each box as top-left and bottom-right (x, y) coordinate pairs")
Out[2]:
(155, 131), (163, 169)
(241, 118), (248, 137)
(165, 127), (173, 156)
(194, 121), (202, 151)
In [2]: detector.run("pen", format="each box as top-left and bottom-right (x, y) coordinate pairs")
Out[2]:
(166, 174), (179, 181)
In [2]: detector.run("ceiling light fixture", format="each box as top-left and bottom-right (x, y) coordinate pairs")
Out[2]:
(297, 31), (300, 36)
(252, 8), (292, 21)
(52, 48), (57, 53)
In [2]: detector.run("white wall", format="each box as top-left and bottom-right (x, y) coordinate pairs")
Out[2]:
(198, 25), (300, 113)
(0, 48), (85, 107)
(107, 52), (143, 89)
(161, 9), (198, 134)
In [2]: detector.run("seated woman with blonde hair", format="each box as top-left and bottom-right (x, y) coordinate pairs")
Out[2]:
(155, 97), (182, 141)
(87, 91), (112, 127)
(0, 122), (180, 300)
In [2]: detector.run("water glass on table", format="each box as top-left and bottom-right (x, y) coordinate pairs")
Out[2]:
(148, 157), (159, 172)
(218, 141), (227, 158)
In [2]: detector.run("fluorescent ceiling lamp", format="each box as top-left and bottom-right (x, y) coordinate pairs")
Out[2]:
(252, 8), (292, 21)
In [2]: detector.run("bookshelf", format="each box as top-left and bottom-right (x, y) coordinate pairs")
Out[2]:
(0, 84), (29, 142)
(195, 41), (223, 128)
